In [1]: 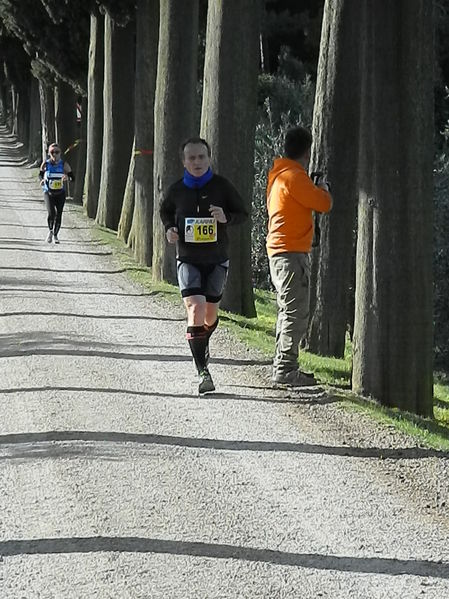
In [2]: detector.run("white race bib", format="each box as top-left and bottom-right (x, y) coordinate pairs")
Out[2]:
(184, 217), (217, 243)
(46, 173), (64, 191)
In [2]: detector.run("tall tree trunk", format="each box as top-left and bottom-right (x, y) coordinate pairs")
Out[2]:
(11, 86), (18, 134)
(200, 0), (261, 317)
(55, 81), (77, 159)
(307, 0), (362, 357)
(16, 76), (31, 151)
(152, 0), (199, 283)
(39, 81), (55, 160)
(55, 81), (77, 197)
(28, 76), (41, 163)
(74, 97), (87, 203)
(0, 66), (7, 126)
(96, 12), (135, 230)
(84, 11), (104, 219)
(127, 0), (159, 265)
(352, 0), (434, 416)
(118, 137), (136, 242)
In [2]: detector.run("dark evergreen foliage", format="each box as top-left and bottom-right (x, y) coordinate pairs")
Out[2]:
(0, 0), (89, 93)
(0, 1), (135, 95)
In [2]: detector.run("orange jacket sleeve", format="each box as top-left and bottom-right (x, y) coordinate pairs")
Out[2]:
(287, 170), (332, 213)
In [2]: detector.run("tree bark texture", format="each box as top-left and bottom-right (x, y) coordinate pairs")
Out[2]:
(96, 13), (135, 230)
(0, 67), (8, 126)
(307, 0), (362, 357)
(16, 74), (31, 152)
(352, 0), (434, 416)
(152, 0), (199, 283)
(127, 0), (159, 265)
(74, 97), (87, 203)
(84, 12), (104, 219)
(39, 81), (55, 160)
(118, 137), (136, 243)
(28, 76), (41, 162)
(200, 0), (261, 317)
(55, 81), (77, 161)
(11, 86), (17, 134)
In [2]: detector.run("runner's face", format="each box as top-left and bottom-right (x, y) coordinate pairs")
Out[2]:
(183, 143), (211, 177)
(49, 147), (61, 162)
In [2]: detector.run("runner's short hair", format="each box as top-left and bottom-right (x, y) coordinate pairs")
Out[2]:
(180, 137), (211, 158)
(284, 127), (312, 160)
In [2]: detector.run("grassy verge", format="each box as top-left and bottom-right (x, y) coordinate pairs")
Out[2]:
(91, 221), (449, 451)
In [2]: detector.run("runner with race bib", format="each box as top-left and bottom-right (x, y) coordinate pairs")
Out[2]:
(160, 137), (248, 394)
(39, 142), (75, 244)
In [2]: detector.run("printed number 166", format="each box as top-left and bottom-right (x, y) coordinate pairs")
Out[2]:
(200, 225), (214, 235)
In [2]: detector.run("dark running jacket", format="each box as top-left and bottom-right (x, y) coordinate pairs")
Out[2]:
(160, 174), (248, 265)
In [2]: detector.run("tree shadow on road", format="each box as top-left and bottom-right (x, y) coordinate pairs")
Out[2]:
(0, 286), (158, 297)
(0, 385), (332, 408)
(0, 311), (184, 322)
(0, 536), (447, 579)
(0, 245), (113, 256)
(0, 429), (447, 460)
(0, 332), (270, 367)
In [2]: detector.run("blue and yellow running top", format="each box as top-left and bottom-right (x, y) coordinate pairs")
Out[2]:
(43, 158), (65, 194)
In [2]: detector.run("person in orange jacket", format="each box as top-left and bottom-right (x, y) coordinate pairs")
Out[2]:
(266, 126), (332, 386)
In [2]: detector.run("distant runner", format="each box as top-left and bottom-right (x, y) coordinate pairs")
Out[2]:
(160, 137), (248, 394)
(39, 143), (75, 244)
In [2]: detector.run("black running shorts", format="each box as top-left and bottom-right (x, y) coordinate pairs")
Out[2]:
(177, 261), (229, 303)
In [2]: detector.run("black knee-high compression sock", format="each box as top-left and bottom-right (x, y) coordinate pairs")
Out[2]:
(204, 317), (219, 364)
(204, 317), (219, 339)
(186, 326), (208, 373)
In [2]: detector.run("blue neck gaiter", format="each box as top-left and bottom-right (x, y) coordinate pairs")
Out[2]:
(183, 167), (213, 189)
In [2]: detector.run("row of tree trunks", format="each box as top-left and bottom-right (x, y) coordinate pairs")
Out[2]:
(307, 0), (362, 357)
(84, 12), (104, 218)
(152, 0), (199, 284)
(2, 0), (434, 417)
(96, 12), (134, 230)
(200, 0), (260, 317)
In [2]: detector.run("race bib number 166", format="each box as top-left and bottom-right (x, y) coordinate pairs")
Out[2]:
(185, 217), (217, 243)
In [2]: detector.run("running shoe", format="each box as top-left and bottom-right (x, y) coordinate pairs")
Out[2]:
(272, 369), (317, 387)
(53, 234), (60, 244)
(46, 231), (53, 243)
(198, 368), (215, 394)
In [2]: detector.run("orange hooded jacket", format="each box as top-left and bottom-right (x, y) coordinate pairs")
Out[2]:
(266, 158), (332, 257)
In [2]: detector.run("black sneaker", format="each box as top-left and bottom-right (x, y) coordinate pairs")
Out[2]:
(272, 370), (317, 387)
(198, 368), (215, 394)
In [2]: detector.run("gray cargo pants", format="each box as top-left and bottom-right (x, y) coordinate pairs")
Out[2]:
(269, 252), (310, 376)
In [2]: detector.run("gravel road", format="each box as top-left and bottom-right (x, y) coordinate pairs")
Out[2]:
(1, 129), (448, 598)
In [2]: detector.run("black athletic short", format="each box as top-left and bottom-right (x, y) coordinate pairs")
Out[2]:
(177, 261), (229, 303)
